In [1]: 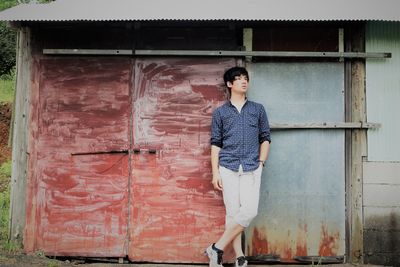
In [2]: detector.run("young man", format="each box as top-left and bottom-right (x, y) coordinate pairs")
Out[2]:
(206, 67), (271, 267)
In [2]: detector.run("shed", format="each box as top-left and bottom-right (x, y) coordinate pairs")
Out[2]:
(1, 0), (400, 265)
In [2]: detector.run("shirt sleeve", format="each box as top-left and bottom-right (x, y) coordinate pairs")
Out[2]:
(259, 105), (271, 144)
(210, 109), (223, 148)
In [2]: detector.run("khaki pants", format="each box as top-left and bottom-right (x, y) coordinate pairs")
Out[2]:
(219, 165), (262, 228)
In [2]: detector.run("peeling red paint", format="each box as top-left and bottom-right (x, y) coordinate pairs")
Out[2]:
(318, 225), (340, 256)
(26, 56), (239, 262)
(25, 57), (132, 256)
(129, 58), (234, 263)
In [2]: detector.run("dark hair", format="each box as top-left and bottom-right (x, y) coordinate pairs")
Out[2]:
(223, 66), (249, 86)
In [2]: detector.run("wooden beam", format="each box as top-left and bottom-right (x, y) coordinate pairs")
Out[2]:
(243, 28), (253, 62)
(9, 27), (31, 244)
(270, 122), (380, 129)
(42, 48), (392, 59)
(345, 23), (366, 264)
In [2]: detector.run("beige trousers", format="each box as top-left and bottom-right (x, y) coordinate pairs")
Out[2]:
(219, 165), (262, 228)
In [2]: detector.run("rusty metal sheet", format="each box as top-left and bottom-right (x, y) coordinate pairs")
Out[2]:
(128, 58), (235, 263)
(25, 58), (132, 256)
(245, 62), (346, 262)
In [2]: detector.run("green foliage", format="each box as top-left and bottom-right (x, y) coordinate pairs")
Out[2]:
(0, 22), (16, 76)
(0, 1), (53, 77)
(0, 0), (17, 76)
(0, 0), (17, 11)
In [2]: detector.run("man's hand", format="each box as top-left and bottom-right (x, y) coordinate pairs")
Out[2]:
(212, 172), (223, 191)
(211, 145), (222, 191)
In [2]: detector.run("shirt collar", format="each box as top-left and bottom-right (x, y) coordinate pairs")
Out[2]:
(228, 97), (248, 107)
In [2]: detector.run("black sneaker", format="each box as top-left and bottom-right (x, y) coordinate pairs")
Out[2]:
(235, 256), (248, 267)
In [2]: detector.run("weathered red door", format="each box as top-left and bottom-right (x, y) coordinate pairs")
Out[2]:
(128, 58), (235, 262)
(25, 58), (132, 256)
(27, 56), (235, 262)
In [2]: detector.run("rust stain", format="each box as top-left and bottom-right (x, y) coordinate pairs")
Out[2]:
(282, 230), (293, 259)
(296, 223), (308, 256)
(251, 227), (269, 255)
(250, 223), (311, 262)
(318, 225), (340, 256)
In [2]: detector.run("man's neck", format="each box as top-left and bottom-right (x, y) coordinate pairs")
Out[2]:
(230, 93), (246, 105)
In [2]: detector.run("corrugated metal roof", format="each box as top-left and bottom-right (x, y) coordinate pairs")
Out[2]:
(1, 0), (400, 22)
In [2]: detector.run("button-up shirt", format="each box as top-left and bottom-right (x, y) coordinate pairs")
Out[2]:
(211, 100), (271, 172)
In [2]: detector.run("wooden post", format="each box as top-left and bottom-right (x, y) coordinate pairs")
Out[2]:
(9, 27), (31, 243)
(345, 23), (366, 264)
(243, 28), (253, 63)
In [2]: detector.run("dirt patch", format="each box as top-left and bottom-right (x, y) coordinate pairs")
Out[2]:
(0, 251), (77, 267)
(0, 102), (12, 166)
(0, 102), (12, 193)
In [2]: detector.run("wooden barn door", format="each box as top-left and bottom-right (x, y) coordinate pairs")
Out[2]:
(128, 58), (235, 262)
(26, 58), (132, 256)
(27, 56), (236, 262)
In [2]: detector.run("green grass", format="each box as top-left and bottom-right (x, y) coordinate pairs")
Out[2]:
(0, 160), (12, 249)
(0, 71), (15, 104)
(0, 160), (11, 178)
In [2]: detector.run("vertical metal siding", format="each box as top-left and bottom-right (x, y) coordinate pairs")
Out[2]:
(246, 62), (345, 261)
(366, 21), (400, 161)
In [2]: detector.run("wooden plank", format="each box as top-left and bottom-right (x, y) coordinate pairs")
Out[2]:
(363, 161), (400, 184)
(9, 27), (31, 243)
(363, 184), (400, 207)
(346, 23), (366, 264)
(43, 49), (133, 55)
(42, 49), (392, 58)
(364, 207), (400, 231)
(243, 28), (253, 62)
(270, 122), (380, 129)
(24, 29), (41, 252)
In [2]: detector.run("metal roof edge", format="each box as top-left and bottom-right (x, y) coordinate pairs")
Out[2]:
(1, 0), (400, 23)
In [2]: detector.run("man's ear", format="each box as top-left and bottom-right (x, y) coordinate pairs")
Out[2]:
(226, 81), (233, 88)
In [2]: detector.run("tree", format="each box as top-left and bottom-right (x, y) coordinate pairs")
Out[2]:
(0, 0), (17, 76)
(0, 0), (53, 76)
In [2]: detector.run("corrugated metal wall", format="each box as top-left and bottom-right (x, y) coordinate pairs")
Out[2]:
(364, 21), (400, 266)
(366, 21), (400, 161)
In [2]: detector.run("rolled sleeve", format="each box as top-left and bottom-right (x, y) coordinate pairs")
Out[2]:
(259, 106), (271, 144)
(211, 109), (223, 147)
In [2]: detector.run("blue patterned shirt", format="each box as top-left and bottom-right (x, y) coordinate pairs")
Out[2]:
(211, 100), (271, 172)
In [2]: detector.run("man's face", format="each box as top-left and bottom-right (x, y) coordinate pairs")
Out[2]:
(228, 75), (249, 95)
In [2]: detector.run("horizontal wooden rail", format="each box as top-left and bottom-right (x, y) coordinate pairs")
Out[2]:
(270, 122), (381, 129)
(43, 49), (391, 59)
